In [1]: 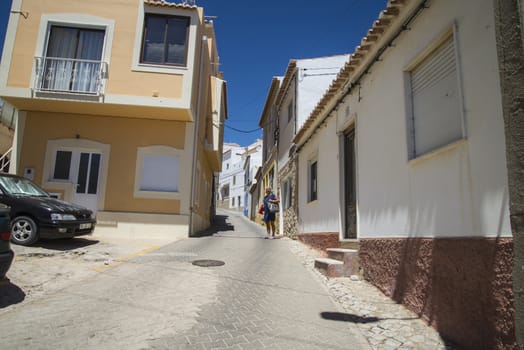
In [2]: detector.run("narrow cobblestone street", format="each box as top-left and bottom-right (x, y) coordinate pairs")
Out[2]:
(0, 209), (453, 349)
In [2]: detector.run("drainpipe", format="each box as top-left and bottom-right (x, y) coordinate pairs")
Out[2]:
(188, 34), (208, 237)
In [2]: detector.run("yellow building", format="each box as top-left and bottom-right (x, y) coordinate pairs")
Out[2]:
(0, 0), (227, 239)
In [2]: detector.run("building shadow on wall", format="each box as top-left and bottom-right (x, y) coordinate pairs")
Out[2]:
(389, 232), (514, 349)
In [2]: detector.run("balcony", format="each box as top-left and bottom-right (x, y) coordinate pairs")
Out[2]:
(34, 57), (108, 97)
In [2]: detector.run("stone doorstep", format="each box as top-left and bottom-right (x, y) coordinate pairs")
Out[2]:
(315, 248), (360, 278)
(326, 248), (358, 262)
(314, 258), (345, 278)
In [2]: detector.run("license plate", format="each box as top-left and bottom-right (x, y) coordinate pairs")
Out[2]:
(79, 223), (92, 229)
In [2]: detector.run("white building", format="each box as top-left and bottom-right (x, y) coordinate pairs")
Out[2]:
(218, 140), (263, 212)
(242, 139), (263, 217)
(294, 0), (515, 348)
(275, 55), (351, 237)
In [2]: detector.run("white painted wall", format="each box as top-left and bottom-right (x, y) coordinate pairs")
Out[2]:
(298, 115), (341, 233)
(278, 55), (349, 171)
(333, 0), (510, 239)
(243, 139), (263, 216)
(218, 143), (244, 208)
(278, 76), (296, 170)
(295, 55), (350, 131)
(219, 140), (263, 211)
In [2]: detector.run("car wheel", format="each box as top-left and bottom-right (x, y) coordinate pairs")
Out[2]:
(11, 216), (39, 246)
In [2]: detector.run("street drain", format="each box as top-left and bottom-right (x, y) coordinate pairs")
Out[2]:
(192, 259), (225, 267)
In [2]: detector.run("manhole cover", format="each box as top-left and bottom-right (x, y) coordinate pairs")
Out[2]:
(192, 259), (225, 267)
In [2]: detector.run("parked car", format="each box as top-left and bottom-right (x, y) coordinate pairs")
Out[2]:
(0, 174), (96, 246)
(0, 204), (13, 279)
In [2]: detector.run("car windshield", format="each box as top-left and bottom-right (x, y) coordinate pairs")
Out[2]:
(0, 176), (49, 197)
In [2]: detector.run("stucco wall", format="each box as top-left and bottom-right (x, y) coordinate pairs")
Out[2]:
(336, 0), (510, 239)
(2, 0), (202, 105)
(298, 114), (340, 234)
(360, 238), (516, 349)
(20, 111), (188, 214)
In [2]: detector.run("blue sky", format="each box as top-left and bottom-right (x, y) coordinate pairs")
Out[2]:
(0, 0), (387, 147)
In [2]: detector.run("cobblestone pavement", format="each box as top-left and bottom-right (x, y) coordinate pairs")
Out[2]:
(0, 210), (369, 349)
(0, 209), (455, 350)
(286, 234), (456, 350)
(148, 210), (370, 349)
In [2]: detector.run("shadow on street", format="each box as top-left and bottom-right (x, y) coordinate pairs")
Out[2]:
(27, 237), (100, 251)
(321, 311), (422, 324)
(320, 311), (381, 324)
(192, 215), (235, 237)
(0, 280), (26, 308)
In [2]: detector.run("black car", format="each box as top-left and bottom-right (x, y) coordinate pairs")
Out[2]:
(0, 174), (96, 246)
(0, 204), (13, 279)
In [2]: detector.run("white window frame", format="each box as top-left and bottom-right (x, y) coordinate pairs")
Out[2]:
(405, 24), (466, 161)
(139, 13), (190, 67)
(32, 14), (115, 99)
(134, 145), (183, 200)
(42, 139), (110, 209)
(131, 3), (198, 75)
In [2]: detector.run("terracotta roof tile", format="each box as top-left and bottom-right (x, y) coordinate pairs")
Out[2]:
(143, 0), (198, 9)
(293, 0), (414, 145)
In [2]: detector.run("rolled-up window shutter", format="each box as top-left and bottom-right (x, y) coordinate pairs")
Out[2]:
(411, 35), (462, 157)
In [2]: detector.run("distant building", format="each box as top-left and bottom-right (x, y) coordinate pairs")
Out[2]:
(218, 140), (262, 213)
(242, 139), (263, 217)
(257, 55), (350, 237)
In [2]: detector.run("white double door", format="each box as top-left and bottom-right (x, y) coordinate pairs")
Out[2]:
(54, 149), (101, 212)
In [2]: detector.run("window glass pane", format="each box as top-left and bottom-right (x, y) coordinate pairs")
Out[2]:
(47, 27), (78, 58)
(141, 154), (179, 192)
(76, 153), (89, 194)
(142, 15), (166, 64)
(166, 17), (188, 65)
(310, 161), (317, 201)
(88, 153), (101, 194)
(142, 15), (188, 66)
(76, 29), (104, 60)
(44, 26), (104, 93)
(54, 151), (72, 180)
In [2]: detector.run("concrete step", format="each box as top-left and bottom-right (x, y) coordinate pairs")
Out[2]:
(314, 258), (345, 278)
(327, 248), (358, 262)
(316, 248), (360, 277)
(340, 240), (360, 250)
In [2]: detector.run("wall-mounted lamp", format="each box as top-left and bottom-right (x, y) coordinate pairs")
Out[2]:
(11, 10), (29, 19)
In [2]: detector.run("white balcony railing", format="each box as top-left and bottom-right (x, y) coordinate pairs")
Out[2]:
(34, 57), (108, 96)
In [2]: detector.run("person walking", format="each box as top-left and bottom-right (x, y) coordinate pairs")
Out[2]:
(263, 187), (279, 239)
